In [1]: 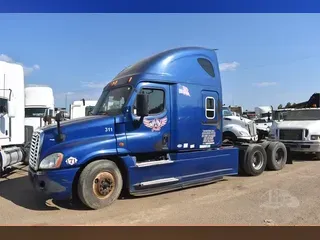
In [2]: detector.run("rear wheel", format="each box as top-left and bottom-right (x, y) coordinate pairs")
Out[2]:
(260, 140), (271, 149)
(266, 142), (287, 170)
(242, 144), (267, 176)
(77, 160), (123, 210)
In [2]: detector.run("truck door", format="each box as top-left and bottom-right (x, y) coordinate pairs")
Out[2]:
(200, 90), (222, 148)
(0, 98), (9, 140)
(126, 82), (171, 154)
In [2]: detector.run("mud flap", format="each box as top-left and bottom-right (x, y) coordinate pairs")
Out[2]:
(286, 146), (293, 164)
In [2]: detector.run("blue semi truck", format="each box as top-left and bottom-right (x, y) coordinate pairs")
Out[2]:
(28, 47), (291, 209)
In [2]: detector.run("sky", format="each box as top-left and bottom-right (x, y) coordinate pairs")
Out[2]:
(1, 13), (320, 111)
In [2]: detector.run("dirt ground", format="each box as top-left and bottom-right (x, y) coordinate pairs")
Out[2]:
(1, 158), (320, 225)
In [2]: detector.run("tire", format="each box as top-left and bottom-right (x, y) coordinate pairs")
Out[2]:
(260, 140), (271, 149)
(266, 142), (287, 171)
(242, 144), (267, 176)
(77, 160), (123, 210)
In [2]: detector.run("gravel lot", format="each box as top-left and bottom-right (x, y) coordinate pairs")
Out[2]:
(1, 157), (320, 225)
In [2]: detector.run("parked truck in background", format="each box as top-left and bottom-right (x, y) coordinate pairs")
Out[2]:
(255, 106), (273, 119)
(0, 61), (30, 175)
(70, 99), (97, 119)
(254, 106), (273, 141)
(222, 106), (258, 143)
(28, 47), (291, 209)
(242, 110), (256, 120)
(269, 93), (320, 159)
(25, 85), (55, 133)
(229, 105), (243, 117)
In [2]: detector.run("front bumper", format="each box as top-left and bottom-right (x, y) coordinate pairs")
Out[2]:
(28, 166), (80, 200)
(280, 141), (320, 153)
(238, 135), (258, 142)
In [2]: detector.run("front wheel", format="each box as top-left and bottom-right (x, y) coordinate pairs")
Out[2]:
(77, 160), (123, 210)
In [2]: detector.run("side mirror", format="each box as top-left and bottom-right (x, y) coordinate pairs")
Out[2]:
(136, 93), (149, 117)
(7, 101), (15, 118)
(55, 112), (63, 122)
(82, 98), (85, 106)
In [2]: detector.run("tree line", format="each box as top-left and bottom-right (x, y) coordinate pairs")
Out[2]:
(277, 102), (296, 109)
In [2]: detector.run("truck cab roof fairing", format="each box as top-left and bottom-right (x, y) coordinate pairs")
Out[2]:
(109, 47), (221, 90)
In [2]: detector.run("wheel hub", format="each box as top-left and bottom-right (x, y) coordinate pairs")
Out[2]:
(252, 151), (263, 170)
(275, 148), (284, 162)
(93, 172), (115, 199)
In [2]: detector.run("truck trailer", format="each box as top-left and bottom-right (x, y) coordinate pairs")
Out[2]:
(0, 61), (29, 175)
(28, 47), (291, 209)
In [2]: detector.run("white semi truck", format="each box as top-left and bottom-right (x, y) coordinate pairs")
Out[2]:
(254, 106), (273, 140)
(25, 85), (55, 131)
(222, 106), (258, 143)
(255, 106), (273, 119)
(269, 93), (320, 159)
(0, 61), (29, 175)
(69, 99), (97, 119)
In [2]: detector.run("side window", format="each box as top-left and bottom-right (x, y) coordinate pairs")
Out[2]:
(205, 97), (215, 119)
(0, 98), (8, 114)
(133, 88), (165, 115)
(197, 58), (215, 77)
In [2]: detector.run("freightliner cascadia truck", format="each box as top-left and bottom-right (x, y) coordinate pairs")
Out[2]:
(28, 47), (291, 209)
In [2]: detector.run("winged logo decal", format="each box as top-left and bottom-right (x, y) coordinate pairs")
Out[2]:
(143, 116), (168, 132)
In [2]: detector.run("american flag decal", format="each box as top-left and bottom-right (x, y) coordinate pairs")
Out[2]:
(178, 85), (191, 97)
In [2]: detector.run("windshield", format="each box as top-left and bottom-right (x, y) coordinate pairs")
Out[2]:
(283, 109), (320, 121)
(222, 107), (233, 116)
(273, 110), (288, 120)
(92, 86), (132, 116)
(25, 107), (47, 118)
(261, 112), (271, 118)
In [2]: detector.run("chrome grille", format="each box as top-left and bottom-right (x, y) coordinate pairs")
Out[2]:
(29, 130), (43, 170)
(248, 122), (257, 136)
(279, 129), (303, 141)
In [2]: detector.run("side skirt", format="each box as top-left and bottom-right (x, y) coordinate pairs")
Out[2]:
(130, 174), (227, 197)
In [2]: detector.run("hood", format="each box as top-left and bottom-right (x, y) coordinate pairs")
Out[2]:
(228, 115), (253, 124)
(41, 115), (116, 145)
(275, 120), (320, 129)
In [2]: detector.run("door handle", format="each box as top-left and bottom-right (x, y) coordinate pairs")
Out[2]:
(162, 134), (169, 145)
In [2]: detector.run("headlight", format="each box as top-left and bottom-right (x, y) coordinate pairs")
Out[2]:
(39, 153), (64, 169)
(311, 135), (320, 140)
